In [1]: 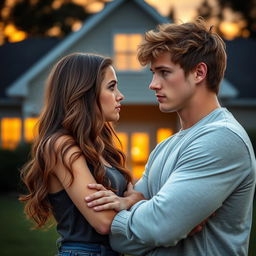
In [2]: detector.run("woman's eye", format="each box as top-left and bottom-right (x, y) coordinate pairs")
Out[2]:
(108, 84), (115, 91)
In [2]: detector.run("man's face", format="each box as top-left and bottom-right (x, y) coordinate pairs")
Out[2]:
(149, 52), (196, 113)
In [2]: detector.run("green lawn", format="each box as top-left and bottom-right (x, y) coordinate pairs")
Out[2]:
(0, 195), (58, 256)
(1, 195), (255, 256)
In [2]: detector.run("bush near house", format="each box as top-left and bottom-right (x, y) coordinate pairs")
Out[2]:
(0, 143), (31, 193)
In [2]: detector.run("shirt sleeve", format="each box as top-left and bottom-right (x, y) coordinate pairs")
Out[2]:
(110, 127), (252, 253)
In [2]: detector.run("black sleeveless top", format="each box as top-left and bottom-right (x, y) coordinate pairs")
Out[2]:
(48, 166), (127, 246)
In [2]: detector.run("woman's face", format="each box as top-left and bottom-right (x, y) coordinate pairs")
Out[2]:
(99, 65), (124, 122)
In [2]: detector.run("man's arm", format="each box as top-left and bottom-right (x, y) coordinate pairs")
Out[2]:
(110, 128), (252, 253)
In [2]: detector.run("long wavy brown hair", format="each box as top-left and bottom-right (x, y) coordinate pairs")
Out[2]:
(19, 52), (132, 228)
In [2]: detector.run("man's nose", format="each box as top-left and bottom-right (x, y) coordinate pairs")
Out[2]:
(149, 75), (161, 90)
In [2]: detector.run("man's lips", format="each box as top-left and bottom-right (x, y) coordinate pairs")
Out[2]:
(156, 94), (166, 102)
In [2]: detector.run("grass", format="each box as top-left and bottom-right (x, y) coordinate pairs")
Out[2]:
(0, 194), (58, 256)
(0, 195), (255, 256)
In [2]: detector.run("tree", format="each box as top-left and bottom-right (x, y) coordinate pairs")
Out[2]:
(167, 6), (176, 23)
(196, 0), (213, 21)
(0, 0), (107, 43)
(196, 0), (256, 39)
(218, 0), (256, 38)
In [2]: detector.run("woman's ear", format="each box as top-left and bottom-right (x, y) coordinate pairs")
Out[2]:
(194, 62), (207, 84)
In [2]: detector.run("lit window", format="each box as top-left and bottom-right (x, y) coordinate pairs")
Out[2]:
(24, 118), (38, 143)
(157, 128), (173, 143)
(115, 132), (128, 155)
(133, 165), (145, 180)
(130, 132), (149, 179)
(114, 34), (143, 71)
(1, 118), (21, 150)
(131, 132), (149, 162)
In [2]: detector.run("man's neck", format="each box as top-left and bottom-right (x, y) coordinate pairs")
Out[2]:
(178, 92), (220, 130)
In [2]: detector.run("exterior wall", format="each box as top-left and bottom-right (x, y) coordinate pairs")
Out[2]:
(24, 73), (46, 116)
(0, 103), (21, 118)
(24, 0), (161, 116)
(115, 105), (178, 169)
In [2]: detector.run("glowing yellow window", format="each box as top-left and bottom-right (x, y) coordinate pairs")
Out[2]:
(133, 165), (145, 180)
(131, 132), (149, 179)
(114, 34), (143, 71)
(1, 118), (21, 150)
(131, 133), (149, 162)
(157, 128), (174, 143)
(115, 132), (128, 155)
(24, 118), (39, 143)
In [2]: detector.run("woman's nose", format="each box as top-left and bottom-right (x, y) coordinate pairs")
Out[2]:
(117, 89), (124, 101)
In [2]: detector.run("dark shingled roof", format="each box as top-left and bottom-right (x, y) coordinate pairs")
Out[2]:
(225, 38), (256, 99)
(0, 37), (61, 98)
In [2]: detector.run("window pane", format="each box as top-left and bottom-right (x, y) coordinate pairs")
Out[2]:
(114, 34), (128, 51)
(24, 118), (38, 142)
(157, 128), (174, 144)
(1, 118), (21, 150)
(129, 34), (143, 51)
(130, 53), (142, 70)
(133, 165), (145, 180)
(131, 132), (149, 162)
(115, 53), (128, 70)
(114, 33), (143, 71)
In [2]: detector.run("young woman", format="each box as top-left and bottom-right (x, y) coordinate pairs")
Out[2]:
(19, 53), (143, 256)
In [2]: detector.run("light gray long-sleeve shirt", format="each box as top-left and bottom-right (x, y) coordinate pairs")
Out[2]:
(110, 108), (256, 255)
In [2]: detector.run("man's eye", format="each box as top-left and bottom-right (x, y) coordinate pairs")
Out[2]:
(161, 70), (169, 76)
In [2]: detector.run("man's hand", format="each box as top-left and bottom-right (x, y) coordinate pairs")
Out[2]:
(85, 182), (145, 212)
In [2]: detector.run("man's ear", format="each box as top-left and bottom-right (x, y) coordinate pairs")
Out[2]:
(194, 62), (207, 84)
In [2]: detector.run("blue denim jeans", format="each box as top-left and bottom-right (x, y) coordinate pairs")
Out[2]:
(57, 242), (121, 256)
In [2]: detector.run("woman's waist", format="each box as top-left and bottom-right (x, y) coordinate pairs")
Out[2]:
(59, 242), (120, 256)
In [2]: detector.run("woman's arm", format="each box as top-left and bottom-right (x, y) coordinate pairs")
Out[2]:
(52, 137), (116, 235)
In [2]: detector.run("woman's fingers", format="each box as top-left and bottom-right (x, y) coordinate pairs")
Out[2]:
(92, 202), (119, 211)
(87, 195), (116, 207)
(85, 190), (113, 202)
(87, 183), (107, 191)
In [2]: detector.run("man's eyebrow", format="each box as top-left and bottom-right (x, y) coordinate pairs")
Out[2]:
(150, 65), (172, 71)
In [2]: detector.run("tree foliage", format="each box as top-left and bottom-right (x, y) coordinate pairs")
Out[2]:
(196, 0), (256, 38)
(0, 0), (107, 42)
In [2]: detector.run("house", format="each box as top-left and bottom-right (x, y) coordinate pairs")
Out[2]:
(223, 38), (256, 130)
(1, 0), (254, 178)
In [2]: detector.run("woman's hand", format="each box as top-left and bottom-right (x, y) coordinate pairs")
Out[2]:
(85, 182), (145, 212)
(188, 212), (216, 236)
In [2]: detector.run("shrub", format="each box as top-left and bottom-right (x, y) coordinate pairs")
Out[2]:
(0, 143), (31, 193)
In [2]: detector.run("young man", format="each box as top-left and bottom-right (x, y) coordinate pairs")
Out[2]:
(88, 19), (256, 255)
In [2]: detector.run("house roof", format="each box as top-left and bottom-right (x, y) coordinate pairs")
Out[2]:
(7, 0), (169, 98)
(0, 37), (60, 99)
(225, 38), (256, 99)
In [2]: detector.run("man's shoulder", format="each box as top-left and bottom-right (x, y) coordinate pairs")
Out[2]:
(200, 111), (250, 146)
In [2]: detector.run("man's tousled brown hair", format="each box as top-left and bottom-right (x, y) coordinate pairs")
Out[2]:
(138, 18), (227, 93)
